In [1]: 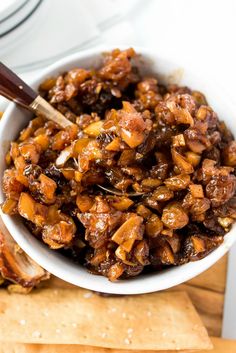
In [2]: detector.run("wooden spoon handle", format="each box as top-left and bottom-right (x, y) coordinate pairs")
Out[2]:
(0, 62), (37, 109)
(0, 61), (73, 129)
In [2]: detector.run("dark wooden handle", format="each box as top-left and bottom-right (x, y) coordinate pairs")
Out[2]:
(0, 62), (37, 109)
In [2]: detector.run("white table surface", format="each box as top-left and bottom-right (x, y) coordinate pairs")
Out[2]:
(222, 243), (236, 339)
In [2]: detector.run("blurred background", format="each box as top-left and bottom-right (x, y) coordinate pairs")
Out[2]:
(1, 0), (236, 105)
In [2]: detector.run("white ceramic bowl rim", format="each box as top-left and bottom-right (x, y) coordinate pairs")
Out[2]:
(0, 45), (236, 294)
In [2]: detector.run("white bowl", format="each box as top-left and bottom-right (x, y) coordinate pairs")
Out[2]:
(0, 46), (236, 295)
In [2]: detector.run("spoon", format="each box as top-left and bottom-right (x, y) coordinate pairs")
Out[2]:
(0, 61), (73, 129)
(0, 62), (145, 197)
(97, 184), (146, 197)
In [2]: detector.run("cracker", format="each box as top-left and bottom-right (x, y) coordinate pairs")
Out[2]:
(0, 288), (211, 350)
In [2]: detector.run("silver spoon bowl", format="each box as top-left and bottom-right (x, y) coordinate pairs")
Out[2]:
(97, 184), (146, 197)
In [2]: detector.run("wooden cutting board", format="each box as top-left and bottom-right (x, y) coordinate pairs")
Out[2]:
(172, 255), (227, 337)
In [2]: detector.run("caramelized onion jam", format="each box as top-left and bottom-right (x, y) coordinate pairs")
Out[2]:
(2, 48), (236, 281)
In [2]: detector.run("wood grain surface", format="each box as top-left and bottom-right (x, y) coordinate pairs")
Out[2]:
(174, 256), (227, 337)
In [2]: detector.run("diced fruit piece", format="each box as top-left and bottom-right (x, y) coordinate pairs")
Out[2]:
(110, 197), (133, 211)
(218, 217), (234, 229)
(83, 120), (104, 137)
(73, 138), (91, 156)
(190, 198), (210, 215)
(185, 151), (201, 167)
(111, 215), (143, 252)
(152, 186), (174, 201)
(172, 134), (186, 147)
(191, 237), (205, 253)
(115, 246), (135, 265)
(1, 198), (18, 215)
(5, 151), (11, 166)
(76, 195), (94, 212)
(108, 263), (124, 281)
(78, 141), (103, 172)
(155, 242), (175, 264)
(39, 77), (56, 91)
(189, 184), (204, 198)
(105, 138), (121, 151)
(119, 102), (149, 148)
(171, 148), (194, 174)
(223, 141), (236, 166)
(162, 202), (189, 229)
(18, 193), (48, 227)
(141, 178), (162, 189)
(55, 145), (73, 167)
(90, 248), (106, 266)
(134, 240), (149, 265)
(42, 221), (75, 249)
(146, 214), (163, 237)
(19, 142), (40, 164)
(2, 169), (24, 200)
(164, 174), (190, 191)
(10, 142), (19, 160)
(61, 168), (75, 180)
(136, 205), (152, 219)
(75, 171), (83, 182)
(34, 134), (49, 151)
(38, 174), (57, 204)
